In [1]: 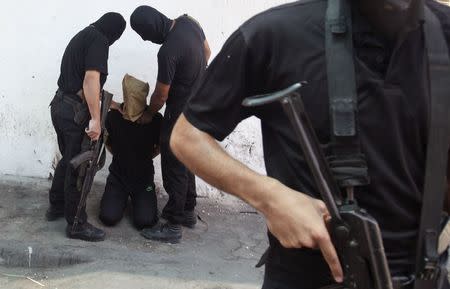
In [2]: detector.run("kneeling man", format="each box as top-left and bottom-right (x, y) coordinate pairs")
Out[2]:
(100, 74), (162, 230)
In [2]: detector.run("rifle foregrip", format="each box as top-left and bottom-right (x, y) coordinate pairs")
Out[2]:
(70, 151), (94, 169)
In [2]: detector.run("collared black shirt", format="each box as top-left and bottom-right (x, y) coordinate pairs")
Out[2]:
(57, 26), (109, 94)
(157, 15), (206, 113)
(106, 110), (162, 191)
(184, 0), (450, 286)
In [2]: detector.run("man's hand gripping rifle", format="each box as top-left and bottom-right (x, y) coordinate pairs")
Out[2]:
(69, 90), (113, 234)
(242, 83), (393, 289)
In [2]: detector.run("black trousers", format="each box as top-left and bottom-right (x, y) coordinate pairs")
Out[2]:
(49, 92), (89, 225)
(261, 248), (450, 289)
(160, 109), (197, 225)
(99, 173), (158, 229)
(262, 267), (450, 289)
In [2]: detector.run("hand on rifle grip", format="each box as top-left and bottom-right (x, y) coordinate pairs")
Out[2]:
(86, 119), (101, 141)
(263, 185), (343, 283)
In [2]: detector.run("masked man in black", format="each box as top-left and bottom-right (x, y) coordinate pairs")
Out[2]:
(169, 0), (450, 288)
(130, 6), (211, 243)
(47, 13), (126, 242)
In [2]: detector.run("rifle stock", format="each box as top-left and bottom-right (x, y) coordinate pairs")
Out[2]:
(69, 151), (94, 170)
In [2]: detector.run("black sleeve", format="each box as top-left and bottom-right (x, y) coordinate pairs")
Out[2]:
(427, 0), (450, 53)
(183, 29), (257, 141)
(186, 15), (206, 40)
(85, 35), (109, 75)
(157, 48), (176, 85)
(200, 27), (206, 41)
(195, 22), (206, 41)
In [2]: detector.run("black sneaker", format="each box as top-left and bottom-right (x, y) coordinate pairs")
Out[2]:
(66, 222), (106, 242)
(161, 211), (197, 229)
(141, 222), (182, 244)
(45, 206), (64, 222)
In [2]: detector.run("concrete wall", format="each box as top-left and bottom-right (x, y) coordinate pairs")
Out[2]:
(0, 1), (290, 195)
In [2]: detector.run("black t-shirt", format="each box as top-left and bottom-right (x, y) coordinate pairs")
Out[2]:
(106, 110), (162, 190)
(184, 0), (450, 282)
(157, 15), (206, 113)
(57, 26), (109, 94)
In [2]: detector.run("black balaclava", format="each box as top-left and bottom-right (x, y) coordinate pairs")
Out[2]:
(92, 12), (126, 46)
(354, 0), (423, 41)
(130, 6), (172, 44)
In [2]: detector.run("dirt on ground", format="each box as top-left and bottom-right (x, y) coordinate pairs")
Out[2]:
(0, 175), (268, 289)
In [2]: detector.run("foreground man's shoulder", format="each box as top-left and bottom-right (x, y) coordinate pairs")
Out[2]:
(427, 0), (450, 21)
(426, 0), (450, 42)
(427, 0), (450, 13)
(239, 0), (326, 43)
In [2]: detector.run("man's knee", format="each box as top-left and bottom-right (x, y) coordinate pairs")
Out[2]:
(99, 210), (122, 227)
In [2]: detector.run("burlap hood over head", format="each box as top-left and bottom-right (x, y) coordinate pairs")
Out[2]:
(122, 74), (150, 122)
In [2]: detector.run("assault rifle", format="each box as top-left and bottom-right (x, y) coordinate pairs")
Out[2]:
(242, 83), (393, 289)
(69, 90), (113, 233)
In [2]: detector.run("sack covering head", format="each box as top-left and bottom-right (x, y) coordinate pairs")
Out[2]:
(122, 74), (150, 122)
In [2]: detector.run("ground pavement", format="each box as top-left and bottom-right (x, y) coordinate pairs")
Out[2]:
(0, 175), (267, 289)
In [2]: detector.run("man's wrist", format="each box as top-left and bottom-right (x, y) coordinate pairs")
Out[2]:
(245, 176), (280, 215)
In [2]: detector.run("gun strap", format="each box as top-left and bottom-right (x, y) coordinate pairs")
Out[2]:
(414, 7), (450, 288)
(325, 0), (369, 189)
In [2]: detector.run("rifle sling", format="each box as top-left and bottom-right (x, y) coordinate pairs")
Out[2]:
(414, 7), (450, 288)
(326, 0), (369, 190)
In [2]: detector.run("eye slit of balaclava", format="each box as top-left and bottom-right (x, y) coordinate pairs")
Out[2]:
(92, 12), (126, 45)
(130, 6), (172, 44)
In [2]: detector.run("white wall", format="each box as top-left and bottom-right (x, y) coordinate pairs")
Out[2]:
(0, 0), (290, 195)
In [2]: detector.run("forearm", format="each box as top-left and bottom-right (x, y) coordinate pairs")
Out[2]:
(170, 114), (278, 213)
(171, 114), (343, 281)
(83, 76), (101, 121)
(148, 92), (166, 115)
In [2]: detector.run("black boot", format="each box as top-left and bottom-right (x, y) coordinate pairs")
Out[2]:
(181, 210), (197, 229)
(161, 210), (197, 229)
(141, 222), (182, 243)
(45, 206), (64, 221)
(66, 222), (106, 242)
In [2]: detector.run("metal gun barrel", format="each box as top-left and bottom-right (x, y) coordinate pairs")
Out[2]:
(243, 83), (342, 220)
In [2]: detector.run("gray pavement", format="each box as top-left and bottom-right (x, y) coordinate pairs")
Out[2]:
(0, 175), (268, 289)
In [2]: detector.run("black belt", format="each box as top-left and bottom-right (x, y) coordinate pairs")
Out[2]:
(52, 89), (89, 125)
(55, 89), (84, 104)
